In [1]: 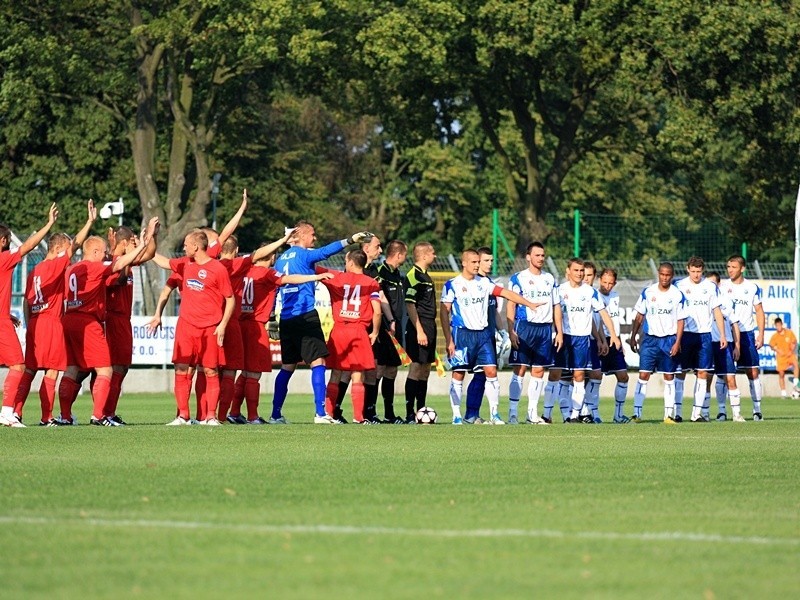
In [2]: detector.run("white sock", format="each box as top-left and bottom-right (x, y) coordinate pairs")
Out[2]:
(750, 378), (763, 413)
(634, 378), (648, 418)
(527, 377), (544, 421)
(664, 379), (676, 418)
(486, 377), (500, 416)
(570, 382), (585, 418)
(559, 384), (571, 420)
(508, 399), (519, 421)
(730, 388), (742, 417)
(715, 379), (727, 414)
(449, 379), (463, 419)
(692, 380), (706, 420)
(614, 382), (628, 420)
(674, 378), (684, 418)
(509, 373), (524, 406)
(543, 381), (556, 419)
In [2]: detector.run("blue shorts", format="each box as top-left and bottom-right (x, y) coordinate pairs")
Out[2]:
(509, 321), (554, 368)
(638, 335), (680, 374)
(679, 331), (713, 371)
(601, 337), (628, 374)
(554, 334), (592, 371)
(449, 327), (496, 372)
(737, 330), (761, 369)
(713, 341), (736, 376)
(589, 338), (601, 370)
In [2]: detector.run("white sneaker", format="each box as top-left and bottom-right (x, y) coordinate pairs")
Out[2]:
(314, 415), (338, 424)
(0, 413), (25, 428)
(203, 418), (222, 426)
(489, 414), (506, 425)
(526, 413), (543, 425)
(268, 416), (289, 425)
(166, 417), (191, 426)
(733, 414), (746, 422)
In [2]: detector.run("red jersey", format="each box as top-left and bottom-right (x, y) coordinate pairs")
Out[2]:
(319, 269), (380, 326)
(207, 240), (222, 259)
(25, 252), (70, 318)
(64, 259), (116, 319)
(219, 255), (253, 320)
(0, 247), (23, 312)
(169, 256), (233, 328)
(240, 264), (283, 322)
(106, 269), (134, 317)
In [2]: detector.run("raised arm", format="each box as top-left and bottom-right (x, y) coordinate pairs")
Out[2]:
(217, 188), (248, 248)
(111, 229), (150, 273)
(252, 228), (296, 263)
(19, 203), (58, 257)
(70, 200), (97, 257)
(151, 252), (172, 270)
(282, 271), (333, 285)
(134, 217), (160, 264)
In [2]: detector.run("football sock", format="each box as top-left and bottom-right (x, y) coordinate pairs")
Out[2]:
(335, 381), (349, 418)
(58, 376), (81, 421)
(203, 373), (220, 418)
(13, 369), (34, 417)
(664, 379), (675, 419)
(91, 375), (111, 420)
(559, 384), (571, 421)
(691, 379), (705, 420)
(39, 376), (56, 422)
(364, 382), (379, 420)
(674, 378), (684, 418)
(702, 390), (711, 417)
(750, 378), (763, 414)
(404, 378), (419, 419)
(217, 373), (236, 421)
(174, 373), (192, 420)
(486, 376), (500, 417)
(244, 376), (261, 421)
(231, 373), (246, 417)
(569, 382), (585, 419)
(586, 379), (601, 419)
(271, 368), (293, 420)
(614, 382), (628, 419)
(633, 378), (647, 418)
(543, 381), (556, 420)
(715, 379), (728, 414)
(105, 370), (125, 417)
(466, 371), (486, 420)
(449, 379), (463, 419)
(195, 371), (207, 421)
(382, 377), (396, 420)
(415, 380), (428, 411)
(2, 368), (24, 409)
(351, 382), (366, 422)
(729, 388), (742, 417)
(509, 373), (524, 419)
(527, 377), (544, 422)
(311, 365), (327, 417)
(325, 382), (339, 418)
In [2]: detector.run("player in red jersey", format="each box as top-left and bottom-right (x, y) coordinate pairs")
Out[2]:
(151, 230), (234, 425)
(0, 203), (60, 428)
(103, 219), (159, 425)
(57, 224), (154, 426)
(13, 201), (97, 426)
(319, 250), (382, 424)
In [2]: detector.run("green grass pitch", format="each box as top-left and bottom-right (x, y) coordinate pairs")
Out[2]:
(2, 392), (799, 599)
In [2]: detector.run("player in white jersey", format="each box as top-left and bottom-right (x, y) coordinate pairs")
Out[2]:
(554, 258), (620, 423)
(582, 262), (605, 423)
(506, 241), (563, 424)
(674, 257), (727, 422)
(629, 262), (688, 423)
(440, 249), (543, 425)
(597, 268), (632, 423)
(720, 255), (766, 420)
(705, 271), (744, 421)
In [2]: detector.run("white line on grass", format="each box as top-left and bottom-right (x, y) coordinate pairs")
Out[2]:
(1, 515), (797, 547)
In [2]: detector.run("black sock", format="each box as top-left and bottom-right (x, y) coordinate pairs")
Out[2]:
(405, 379), (418, 418)
(334, 381), (349, 420)
(382, 377), (396, 420)
(416, 380), (428, 411)
(364, 382), (379, 420)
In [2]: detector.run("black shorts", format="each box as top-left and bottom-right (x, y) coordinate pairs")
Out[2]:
(279, 311), (329, 365)
(373, 328), (402, 367)
(405, 319), (437, 365)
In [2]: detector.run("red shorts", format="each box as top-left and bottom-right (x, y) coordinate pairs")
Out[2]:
(240, 319), (273, 373)
(325, 323), (375, 371)
(25, 314), (67, 371)
(0, 318), (24, 366)
(219, 319), (244, 370)
(106, 313), (133, 366)
(172, 319), (220, 368)
(62, 312), (111, 370)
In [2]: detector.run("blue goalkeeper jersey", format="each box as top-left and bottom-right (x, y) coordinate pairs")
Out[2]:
(275, 239), (347, 318)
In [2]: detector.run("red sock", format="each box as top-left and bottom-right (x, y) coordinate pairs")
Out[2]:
(2, 368), (24, 409)
(92, 375), (111, 419)
(105, 370), (125, 417)
(39, 376), (56, 422)
(231, 373), (246, 416)
(245, 376), (261, 421)
(204, 374), (220, 418)
(58, 376), (81, 421)
(217, 374), (235, 421)
(195, 371), (207, 421)
(352, 382), (365, 422)
(325, 382), (339, 417)
(174, 373), (192, 420)
(13, 370), (34, 417)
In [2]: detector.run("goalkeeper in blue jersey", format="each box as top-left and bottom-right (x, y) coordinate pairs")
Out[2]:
(269, 221), (372, 424)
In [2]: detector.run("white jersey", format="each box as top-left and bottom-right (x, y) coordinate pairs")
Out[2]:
(557, 282), (605, 337)
(633, 283), (687, 337)
(720, 278), (762, 332)
(712, 293), (739, 343)
(508, 270), (559, 324)
(440, 274), (500, 331)
(676, 277), (722, 333)
(598, 290), (622, 337)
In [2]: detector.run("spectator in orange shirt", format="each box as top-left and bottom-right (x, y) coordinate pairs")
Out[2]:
(769, 317), (798, 397)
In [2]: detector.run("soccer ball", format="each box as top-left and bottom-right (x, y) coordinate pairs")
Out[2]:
(792, 389), (800, 400)
(415, 407), (438, 424)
